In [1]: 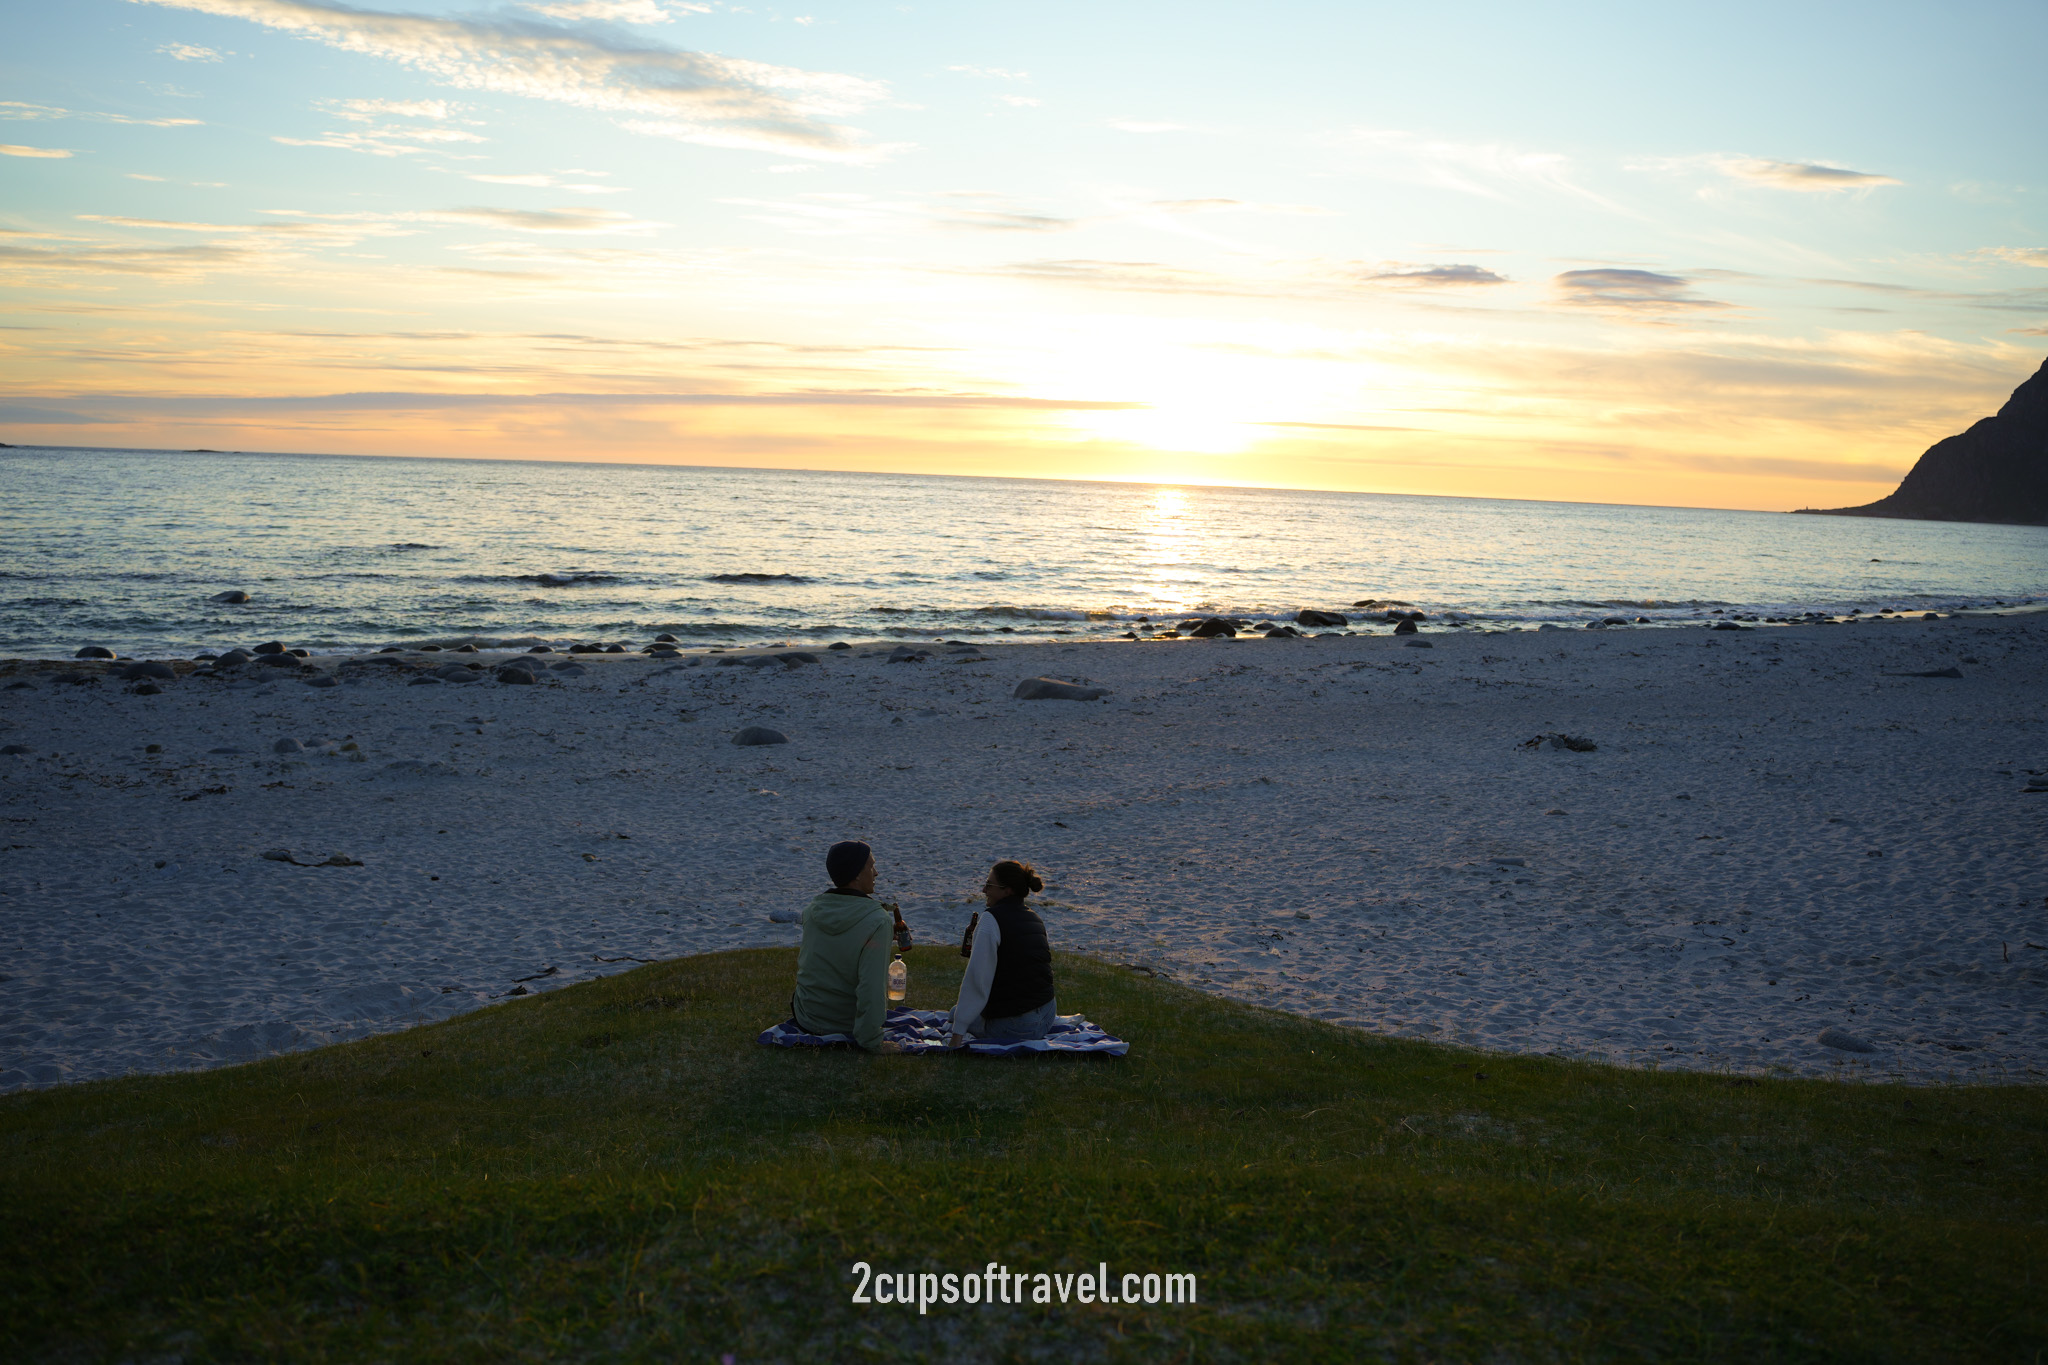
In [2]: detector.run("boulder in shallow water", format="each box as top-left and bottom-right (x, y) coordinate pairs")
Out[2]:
(1520, 733), (1597, 753)
(252, 641), (285, 655)
(1013, 677), (1110, 701)
(1392, 619), (1418, 636)
(1296, 609), (1348, 627)
(731, 726), (789, 746)
(1187, 617), (1237, 639)
(654, 633), (680, 643)
(1817, 1026), (1876, 1053)
(258, 652), (304, 669)
(74, 645), (115, 660)
(209, 590), (250, 604)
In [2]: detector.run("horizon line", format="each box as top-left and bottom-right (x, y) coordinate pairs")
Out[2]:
(0, 438), (1891, 520)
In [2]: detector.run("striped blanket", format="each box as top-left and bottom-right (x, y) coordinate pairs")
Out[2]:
(756, 1007), (1127, 1057)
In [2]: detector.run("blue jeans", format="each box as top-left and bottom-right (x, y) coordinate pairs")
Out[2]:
(973, 997), (1057, 1042)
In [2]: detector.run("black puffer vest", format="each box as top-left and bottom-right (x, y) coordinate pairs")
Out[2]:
(983, 896), (1055, 1020)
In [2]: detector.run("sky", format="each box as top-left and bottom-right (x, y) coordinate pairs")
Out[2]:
(2, 0), (2045, 510)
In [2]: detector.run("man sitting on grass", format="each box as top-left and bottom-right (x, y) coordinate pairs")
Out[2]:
(791, 841), (898, 1053)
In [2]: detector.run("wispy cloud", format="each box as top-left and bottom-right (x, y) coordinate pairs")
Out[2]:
(1800, 273), (2048, 315)
(1553, 268), (1730, 316)
(1, 143), (73, 158)
(526, 0), (690, 20)
(275, 129), (486, 156)
(0, 100), (201, 128)
(1720, 158), (1900, 191)
(271, 97), (489, 157)
(723, 191), (1078, 236)
(0, 238), (270, 277)
(928, 191), (1073, 233)
(133, 0), (890, 160)
(326, 97), (456, 121)
(1336, 129), (1624, 212)
(996, 258), (1271, 297)
(1144, 198), (1330, 218)
(1974, 246), (2048, 269)
(1361, 263), (1508, 288)
(418, 206), (658, 233)
(468, 172), (625, 194)
(158, 41), (223, 60)
(255, 205), (661, 234)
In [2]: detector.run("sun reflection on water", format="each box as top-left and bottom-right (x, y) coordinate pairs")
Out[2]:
(1138, 485), (1207, 614)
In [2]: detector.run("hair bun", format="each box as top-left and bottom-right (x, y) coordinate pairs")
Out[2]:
(990, 859), (1043, 897)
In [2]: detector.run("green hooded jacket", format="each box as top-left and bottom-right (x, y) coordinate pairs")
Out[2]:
(791, 889), (894, 1051)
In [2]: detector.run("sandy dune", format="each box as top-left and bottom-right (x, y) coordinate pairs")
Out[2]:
(2, 614), (2043, 1090)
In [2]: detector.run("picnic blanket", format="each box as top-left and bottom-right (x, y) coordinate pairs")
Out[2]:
(757, 1007), (1127, 1057)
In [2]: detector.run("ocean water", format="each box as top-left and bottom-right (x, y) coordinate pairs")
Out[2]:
(3, 444), (2043, 658)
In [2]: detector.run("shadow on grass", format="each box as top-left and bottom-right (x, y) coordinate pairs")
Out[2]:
(1, 949), (2042, 1362)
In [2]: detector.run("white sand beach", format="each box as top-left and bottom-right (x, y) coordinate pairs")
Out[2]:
(2, 614), (2043, 1091)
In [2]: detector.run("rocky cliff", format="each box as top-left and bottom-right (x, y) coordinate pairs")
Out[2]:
(1800, 354), (2048, 525)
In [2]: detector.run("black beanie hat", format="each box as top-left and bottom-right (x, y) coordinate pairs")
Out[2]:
(826, 840), (872, 887)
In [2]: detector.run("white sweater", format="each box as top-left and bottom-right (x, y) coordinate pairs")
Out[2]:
(948, 913), (1002, 1039)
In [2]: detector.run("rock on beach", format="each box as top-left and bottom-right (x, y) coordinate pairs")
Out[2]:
(1817, 1027), (1877, 1053)
(1014, 677), (1110, 701)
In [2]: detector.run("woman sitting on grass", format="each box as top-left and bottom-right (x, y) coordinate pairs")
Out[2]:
(948, 859), (1058, 1047)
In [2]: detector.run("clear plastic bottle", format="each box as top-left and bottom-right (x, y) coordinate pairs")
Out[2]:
(887, 953), (907, 1003)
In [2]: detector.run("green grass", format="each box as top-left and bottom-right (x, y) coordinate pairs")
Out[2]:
(2, 950), (2042, 1363)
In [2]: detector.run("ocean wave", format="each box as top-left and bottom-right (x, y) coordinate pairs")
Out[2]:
(640, 622), (786, 637)
(973, 606), (1088, 621)
(452, 572), (623, 587)
(706, 572), (811, 584)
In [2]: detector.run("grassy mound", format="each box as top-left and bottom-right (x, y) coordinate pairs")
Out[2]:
(2, 949), (2041, 1361)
